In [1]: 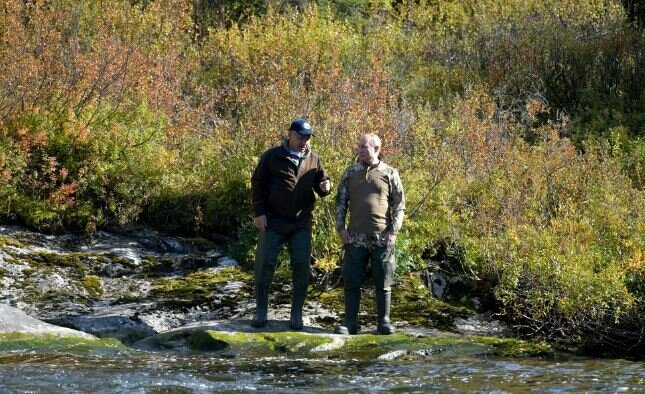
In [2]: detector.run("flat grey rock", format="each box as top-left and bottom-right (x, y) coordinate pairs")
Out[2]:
(0, 304), (95, 339)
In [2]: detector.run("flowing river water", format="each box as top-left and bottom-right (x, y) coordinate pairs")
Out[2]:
(0, 350), (643, 393)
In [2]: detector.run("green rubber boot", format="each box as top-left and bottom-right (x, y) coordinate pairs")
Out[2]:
(376, 288), (394, 335)
(334, 289), (361, 335)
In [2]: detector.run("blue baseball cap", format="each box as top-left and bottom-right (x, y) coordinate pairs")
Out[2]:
(289, 118), (314, 136)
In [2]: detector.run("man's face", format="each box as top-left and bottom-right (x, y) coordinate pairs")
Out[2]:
(288, 130), (311, 153)
(357, 136), (379, 164)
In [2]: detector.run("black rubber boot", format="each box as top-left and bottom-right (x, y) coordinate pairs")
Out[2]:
(376, 288), (394, 335)
(251, 281), (270, 328)
(289, 282), (308, 330)
(334, 289), (361, 335)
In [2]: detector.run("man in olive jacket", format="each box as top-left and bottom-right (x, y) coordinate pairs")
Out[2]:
(250, 118), (331, 330)
(334, 133), (405, 335)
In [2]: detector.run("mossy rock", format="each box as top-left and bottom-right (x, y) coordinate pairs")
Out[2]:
(208, 330), (333, 355)
(326, 333), (555, 360)
(149, 267), (253, 306)
(32, 251), (89, 276)
(81, 275), (103, 297)
(0, 333), (127, 354)
(133, 327), (555, 360)
(33, 289), (93, 306)
(133, 329), (229, 352)
(476, 336), (555, 357)
(0, 236), (23, 248)
(393, 274), (475, 329)
(321, 333), (473, 360)
(134, 328), (333, 356)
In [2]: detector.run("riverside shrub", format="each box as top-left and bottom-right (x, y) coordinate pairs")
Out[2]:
(0, 0), (643, 357)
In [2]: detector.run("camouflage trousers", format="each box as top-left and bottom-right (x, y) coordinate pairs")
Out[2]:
(341, 241), (395, 291)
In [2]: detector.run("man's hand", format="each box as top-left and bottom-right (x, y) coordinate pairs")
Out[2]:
(254, 215), (267, 231)
(386, 231), (397, 247)
(320, 179), (331, 193)
(338, 229), (351, 244)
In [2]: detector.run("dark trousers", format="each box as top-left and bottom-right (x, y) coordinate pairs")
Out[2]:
(254, 227), (312, 298)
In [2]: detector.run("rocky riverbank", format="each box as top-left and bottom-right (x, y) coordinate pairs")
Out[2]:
(1, 225), (549, 358)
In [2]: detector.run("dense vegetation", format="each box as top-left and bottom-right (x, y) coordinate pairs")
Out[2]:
(0, 0), (643, 358)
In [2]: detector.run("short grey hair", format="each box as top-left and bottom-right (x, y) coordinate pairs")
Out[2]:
(361, 133), (382, 148)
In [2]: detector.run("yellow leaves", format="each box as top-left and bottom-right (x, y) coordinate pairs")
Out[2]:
(312, 256), (339, 274)
(492, 212), (641, 326)
(624, 246), (645, 276)
(506, 228), (520, 244)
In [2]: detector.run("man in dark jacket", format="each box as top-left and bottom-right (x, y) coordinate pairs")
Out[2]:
(250, 118), (331, 330)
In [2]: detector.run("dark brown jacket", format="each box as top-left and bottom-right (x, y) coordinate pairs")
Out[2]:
(251, 140), (330, 230)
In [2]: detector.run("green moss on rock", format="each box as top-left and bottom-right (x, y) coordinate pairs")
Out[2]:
(150, 267), (253, 305)
(137, 328), (555, 360)
(185, 330), (230, 351)
(142, 256), (175, 276)
(474, 336), (555, 357)
(393, 274), (475, 329)
(34, 290), (92, 306)
(317, 288), (345, 312)
(140, 255), (159, 268)
(328, 333), (556, 360)
(21, 267), (37, 277)
(136, 329), (229, 352)
(0, 236), (23, 248)
(105, 255), (139, 268)
(141, 329), (333, 354)
(82, 275), (103, 297)
(33, 251), (88, 275)
(0, 333), (127, 353)
(209, 330), (332, 353)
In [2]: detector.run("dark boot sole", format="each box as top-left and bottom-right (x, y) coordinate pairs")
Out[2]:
(251, 318), (267, 328)
(377, 325), (395, 335)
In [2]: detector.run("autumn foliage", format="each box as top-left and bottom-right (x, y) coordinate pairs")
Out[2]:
(0, 0), (643, 358)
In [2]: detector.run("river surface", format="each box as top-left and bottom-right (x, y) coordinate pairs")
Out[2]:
(0, 350), (643, 393)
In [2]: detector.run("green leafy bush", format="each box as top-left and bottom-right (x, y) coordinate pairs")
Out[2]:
(0, 0), (643, 357)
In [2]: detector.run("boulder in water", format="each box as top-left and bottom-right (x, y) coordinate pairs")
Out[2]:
(0, 303), (95, 339)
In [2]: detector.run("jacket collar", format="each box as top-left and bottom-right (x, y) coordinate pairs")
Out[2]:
(359, 159), (382, 170)
(281, 139), (311, 159)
